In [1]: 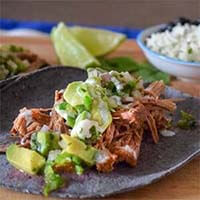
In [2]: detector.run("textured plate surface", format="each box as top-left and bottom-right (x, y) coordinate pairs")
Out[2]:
(0, 66), (199, 198)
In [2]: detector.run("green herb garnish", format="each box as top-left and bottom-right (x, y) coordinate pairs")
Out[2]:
(98, 57), (170, 84)
(98, 57), (139, 72)
(177, 110), (196, 129)
(123, 80), (136, 95)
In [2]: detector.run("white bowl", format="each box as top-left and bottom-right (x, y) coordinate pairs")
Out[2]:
(136, 24), (200, 83)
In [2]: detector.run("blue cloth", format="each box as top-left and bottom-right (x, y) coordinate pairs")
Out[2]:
(0, 18), (141, 39)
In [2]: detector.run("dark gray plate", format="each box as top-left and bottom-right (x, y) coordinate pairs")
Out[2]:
(0, 66), (199, 198)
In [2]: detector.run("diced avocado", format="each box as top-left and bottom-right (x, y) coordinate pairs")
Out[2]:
(31, 131), (60, 156)
(60, 134), (97, 166)
(75, 104), (87, 114)
(6, 144), (45, 175)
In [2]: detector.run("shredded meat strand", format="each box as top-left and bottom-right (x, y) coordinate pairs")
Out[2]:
(49, 109), (68, 134)
(144, 80), (165, 97)
(10, 108), (51, 140)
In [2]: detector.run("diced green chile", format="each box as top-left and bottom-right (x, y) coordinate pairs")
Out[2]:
(75, 104), (87, 114)
(55, 102), (77, 128)
(83, 95), (92, 111)
(67, 116), (76, 127)
(77, 85), (93, 111)
(75, 111), (91, 124)
(58, 102), (68, 110)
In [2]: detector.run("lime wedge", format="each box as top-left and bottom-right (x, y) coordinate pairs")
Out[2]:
(51, 23), (99, 68)
(70, 26), (126, 56)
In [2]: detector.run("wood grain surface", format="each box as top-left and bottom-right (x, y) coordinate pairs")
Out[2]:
(0, 36), (200, 200)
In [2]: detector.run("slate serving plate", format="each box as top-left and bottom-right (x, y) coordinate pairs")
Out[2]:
(0, 74), (19, 89)
(0, 66), (199, 198)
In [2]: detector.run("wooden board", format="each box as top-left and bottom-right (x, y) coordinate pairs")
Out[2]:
(0, 36), (200, 200)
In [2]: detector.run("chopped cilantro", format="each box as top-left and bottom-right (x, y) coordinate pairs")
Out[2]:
(177, 110), (196, 129)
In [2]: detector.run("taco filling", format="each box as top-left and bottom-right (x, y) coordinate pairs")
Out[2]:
(7, 68), (177, 195)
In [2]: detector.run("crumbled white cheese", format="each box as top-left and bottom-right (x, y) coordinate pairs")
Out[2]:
(48, 150), (62, 161)
(85, 78), (97, 85)
(111, 76), (124, 91)
(121, 72), (133, 82)
(132, 90), (142, 98)
(71, 119), (100, 140)
(95, 150), (109, 164)
(122, 96), (134, 103)
(40, 125), (49, 132)
(146, 23), (200, 62)
(109, 95), (122, 108)
(136, 79), (144, 89)
(59, 89), (64, 93)
(19, 108), (32, 126)
(122, 145), (137, 159)
(160, 129), (176, 137)
(58, 140), (67, 149)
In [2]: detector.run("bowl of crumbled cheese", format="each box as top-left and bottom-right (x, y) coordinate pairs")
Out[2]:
(137, 17), (200, 83)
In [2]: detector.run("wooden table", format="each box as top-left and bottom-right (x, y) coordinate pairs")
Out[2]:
(0, 36), (200, 200)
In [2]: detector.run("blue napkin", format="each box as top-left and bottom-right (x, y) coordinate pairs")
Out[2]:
(0, 18), (141, 39)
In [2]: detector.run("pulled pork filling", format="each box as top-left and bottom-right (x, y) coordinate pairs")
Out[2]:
(10, 79), (176, 172)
